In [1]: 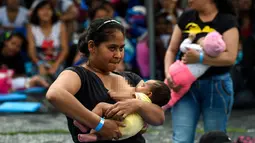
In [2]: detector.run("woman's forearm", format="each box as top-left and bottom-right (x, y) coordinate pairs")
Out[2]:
(137, 101), (165, 126)
(164, 50), (177, 76)
(203, 51), (237, 66)
(28, 47), (39, 64)
(55, 49), (68, 65)
(46, 87), (101, 129)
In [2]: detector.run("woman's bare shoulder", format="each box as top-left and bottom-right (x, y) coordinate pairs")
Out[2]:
(50, 70), (82, 95)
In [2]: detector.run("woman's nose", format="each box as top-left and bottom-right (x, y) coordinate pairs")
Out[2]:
(114, 50), (122, 58)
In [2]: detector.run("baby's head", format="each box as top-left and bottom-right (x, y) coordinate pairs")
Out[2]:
(135, 80), (170, 107)
(203, 31), (226, 57)
(199, 131), (232, 143)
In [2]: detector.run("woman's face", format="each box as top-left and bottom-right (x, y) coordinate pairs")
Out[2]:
(104, 4), (115, 18)
(93, 9), (109, 20)
(92, 30), (125, 72)
(6, 0), (19, 10)
(156, 17), (168, 35)
(38, 4), (53, 22)
(4, 36), (23, 57)
(161, 0), (177, 9)
(188, 0), (207, 10)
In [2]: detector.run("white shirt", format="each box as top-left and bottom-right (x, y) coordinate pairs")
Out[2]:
(31, 0), (73, 13)
(0, 6), (28, 27)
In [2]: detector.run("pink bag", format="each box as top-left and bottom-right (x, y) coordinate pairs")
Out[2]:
(0, 68), (14, 94)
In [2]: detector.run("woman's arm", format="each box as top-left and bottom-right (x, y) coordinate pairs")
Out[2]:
(47, 70), (125, 140)
(27, 24), (39, 64)
(106, 81), (165, 126)
(46, 70), (101, 128)
(55, 23), (69, 66)
(164, 25), (182, 77)
(202, 28), (239, 66)
(182, 28), (239, 66)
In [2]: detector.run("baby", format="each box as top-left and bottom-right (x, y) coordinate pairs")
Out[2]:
(74, 80), (170, 142)
(163, 31), (226, 109)
(199, 131), (232, 143)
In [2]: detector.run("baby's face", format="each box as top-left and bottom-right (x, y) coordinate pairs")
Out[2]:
(135, 80), (156, 95)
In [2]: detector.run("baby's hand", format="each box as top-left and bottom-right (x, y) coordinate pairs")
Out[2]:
(188, 33), (196, 41)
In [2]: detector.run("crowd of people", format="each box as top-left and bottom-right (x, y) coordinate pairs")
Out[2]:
(0, 0), (255, 143)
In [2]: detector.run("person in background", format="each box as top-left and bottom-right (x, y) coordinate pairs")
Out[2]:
(30, 0), (79, 43)
(27, 0), (68, 82)
(237, 0), (255, 40)
(0, 32), (49, 93)
(72, 4), (109, 65)
(0, 0), (28, 34)
(164, 0), (239, 142)
(159, 0), (183, 26)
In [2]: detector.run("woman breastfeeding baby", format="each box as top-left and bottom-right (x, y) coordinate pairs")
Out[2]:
(163, 31), (226, 110)
(46, 18), (168, 143)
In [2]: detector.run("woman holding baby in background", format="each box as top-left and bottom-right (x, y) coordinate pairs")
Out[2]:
(164, 0), (239, 143)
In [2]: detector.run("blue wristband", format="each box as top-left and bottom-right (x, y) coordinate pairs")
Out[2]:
(95, 117), (105, 132)
(199, 52), (204, 63)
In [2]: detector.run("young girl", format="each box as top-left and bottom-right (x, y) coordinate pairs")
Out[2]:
(27, 0), (68, 81)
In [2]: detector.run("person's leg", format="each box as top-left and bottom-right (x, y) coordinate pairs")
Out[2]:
(172, 84), (201, 143)
(201, 73), (234, 132)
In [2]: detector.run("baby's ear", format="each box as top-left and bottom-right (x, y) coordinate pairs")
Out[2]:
(147, 92), (153, 98)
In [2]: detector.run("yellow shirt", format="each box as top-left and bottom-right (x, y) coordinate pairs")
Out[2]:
(118, 92), (151, 140)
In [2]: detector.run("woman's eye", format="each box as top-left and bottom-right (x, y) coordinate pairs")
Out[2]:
(109, 47), (115, 51)
(120, 47), (124, 52)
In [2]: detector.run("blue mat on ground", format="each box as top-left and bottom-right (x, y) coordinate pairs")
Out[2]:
(0, 102), (41, 113)
(15, 87), (46, 94)
(0, 93), (27, 102)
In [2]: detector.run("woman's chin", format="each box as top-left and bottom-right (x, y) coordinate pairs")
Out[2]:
(108, 64), (118, 71)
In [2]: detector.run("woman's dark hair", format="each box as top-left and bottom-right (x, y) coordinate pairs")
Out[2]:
(214, 0), (237, 16)
(1, 32), (27, 51)
(78, 18), (125, 57)
(30, 0), (58, 25)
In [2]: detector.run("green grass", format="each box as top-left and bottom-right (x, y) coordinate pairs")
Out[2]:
(0, 130), (69, 135)
(146, 127), (247, 135)
(195, 127), (247, 134)
(0, 127), (248, 136)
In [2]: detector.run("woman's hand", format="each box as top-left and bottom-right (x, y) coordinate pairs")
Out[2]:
(104, 99), (141, 120)
(97, 119), (125, 140)
(48, 63), (59, 75)
(74, 119), (125, 142)
(39, 65), (47, 75)
(182, 48), (200, 64)
(29, 76), (49, 88)
(165, 74), (182, 92)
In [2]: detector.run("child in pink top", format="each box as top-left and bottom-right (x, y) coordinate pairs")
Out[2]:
(163, 31), (226, 110)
